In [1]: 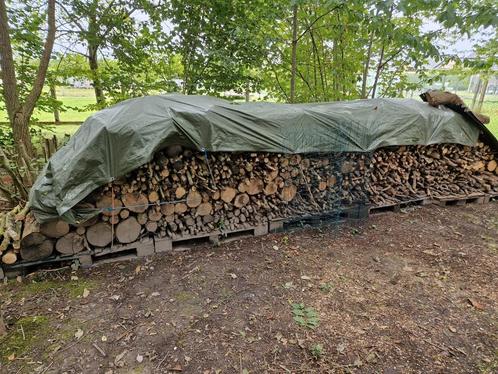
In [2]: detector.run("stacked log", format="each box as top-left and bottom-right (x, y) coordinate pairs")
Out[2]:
(1, 142), (497, 265)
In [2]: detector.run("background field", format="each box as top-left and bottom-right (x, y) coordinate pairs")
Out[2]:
(2, 87), (498, 138)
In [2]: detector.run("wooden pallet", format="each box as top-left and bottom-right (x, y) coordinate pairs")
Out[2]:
(90, 237), (155, 265)
(269, 205), (369, 233)
(488, 192), (498, 203)
(2, 192), (496, 279)
(0, 253), (83, 278)
(432, 193), (487, 207)
(368, 197), (430, 215)
(155, 224), (268, 252)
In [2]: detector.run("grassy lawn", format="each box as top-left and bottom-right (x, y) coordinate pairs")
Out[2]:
(2, 87), (497, 138)
(1, 87), (96, 123)
(456, 91), (498, 137)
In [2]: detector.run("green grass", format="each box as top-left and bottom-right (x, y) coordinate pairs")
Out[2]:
(37, 124), (81, 138)
(1, 87), (497, 138)
(456, 91), (498, 138)
(1, 87), (96, 123)
(0, 315), (50, 363)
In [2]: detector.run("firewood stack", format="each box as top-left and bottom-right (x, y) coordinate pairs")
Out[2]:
(1, 142), (497, 265)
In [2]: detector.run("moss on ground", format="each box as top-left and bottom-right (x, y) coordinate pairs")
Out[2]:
(0, 315), (50, 364)
(13, 278), (97, 300)
(479, 350), (498, 374)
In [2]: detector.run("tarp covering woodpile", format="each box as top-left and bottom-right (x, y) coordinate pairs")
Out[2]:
(30, 94), (482, 224)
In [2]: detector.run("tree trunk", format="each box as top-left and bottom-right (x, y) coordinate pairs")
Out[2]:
(0, 0), (56, 159)
(471, 77), (481, 109)
(289, 4), (298, 103)
(476, 78), (488, 113)
(371, 40), (386, 99)
(50, 82), (60, 124)
(370, 6), (393, 99)
(12, 114), (35, 160)
(0, 0), (20, 122)
(360, 11), (378, 100)
(88, 46), (106, 106)
(245, 81), (250, 102)
(361, 33), (374, 99)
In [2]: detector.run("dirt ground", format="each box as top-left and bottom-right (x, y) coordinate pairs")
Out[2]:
(1, 203), (497, 374)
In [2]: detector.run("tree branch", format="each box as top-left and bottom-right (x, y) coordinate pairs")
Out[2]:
(23, 0), (57, 118)
(0, 0), (20, 121)
(296, 3), (344, 43)
(56, 0), (87, 33)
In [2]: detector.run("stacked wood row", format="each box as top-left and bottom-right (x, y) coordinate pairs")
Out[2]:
(1, 142), (497, 265)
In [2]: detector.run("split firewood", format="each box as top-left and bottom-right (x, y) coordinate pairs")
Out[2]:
(122, 193), (148, 213)
(96, 195), (122, 216)
(5, 141), (498, 265)
(56, 232), (85, 255)
(40, 219), (70, 238)
(86, 222), (113, 247)
(21, 239), (54, 261)
(116, 217), (141, 243)
(2, 250), (17, 264)
(186, 189), (202, 208)
(221, 187), (237, 203)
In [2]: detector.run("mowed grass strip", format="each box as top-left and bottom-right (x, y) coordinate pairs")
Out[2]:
(1, 88), (498, 137)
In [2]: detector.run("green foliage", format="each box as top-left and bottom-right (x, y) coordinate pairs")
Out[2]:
(2, 0), (497, 123)
(319, 282), (333, 293)
(310, 343), (324, 360)
(0, 124), (45, 149)
(0, 1), (56, 116)
(291, 303), (320, 329)
(167, 0), (276, 95)
(0, 315), (50, 363)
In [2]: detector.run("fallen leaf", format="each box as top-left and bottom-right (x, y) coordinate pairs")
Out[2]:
(366, 352), (377, 363)
(7, 353), (15, 361)
(82, 288), (90, 298)
(336, 342), (347, 354)
(353, 358), (363, 367)
(467, 298), (484, 310)
(297, 338), (305, 348)
(448, 326), (457, 333)
(167, 363), (183, 371)
(135, 265), (142, 274)
(114, 350), (127, 367)
(422, 250), (437, 256)
(75, 328), (84, 339)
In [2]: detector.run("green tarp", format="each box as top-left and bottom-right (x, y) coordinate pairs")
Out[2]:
(29, 94), (480, 223)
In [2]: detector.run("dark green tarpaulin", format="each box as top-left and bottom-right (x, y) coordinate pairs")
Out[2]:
(29, 94), (480, 223)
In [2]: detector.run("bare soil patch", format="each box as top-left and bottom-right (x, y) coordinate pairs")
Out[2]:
(1, 203), (497, 373)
